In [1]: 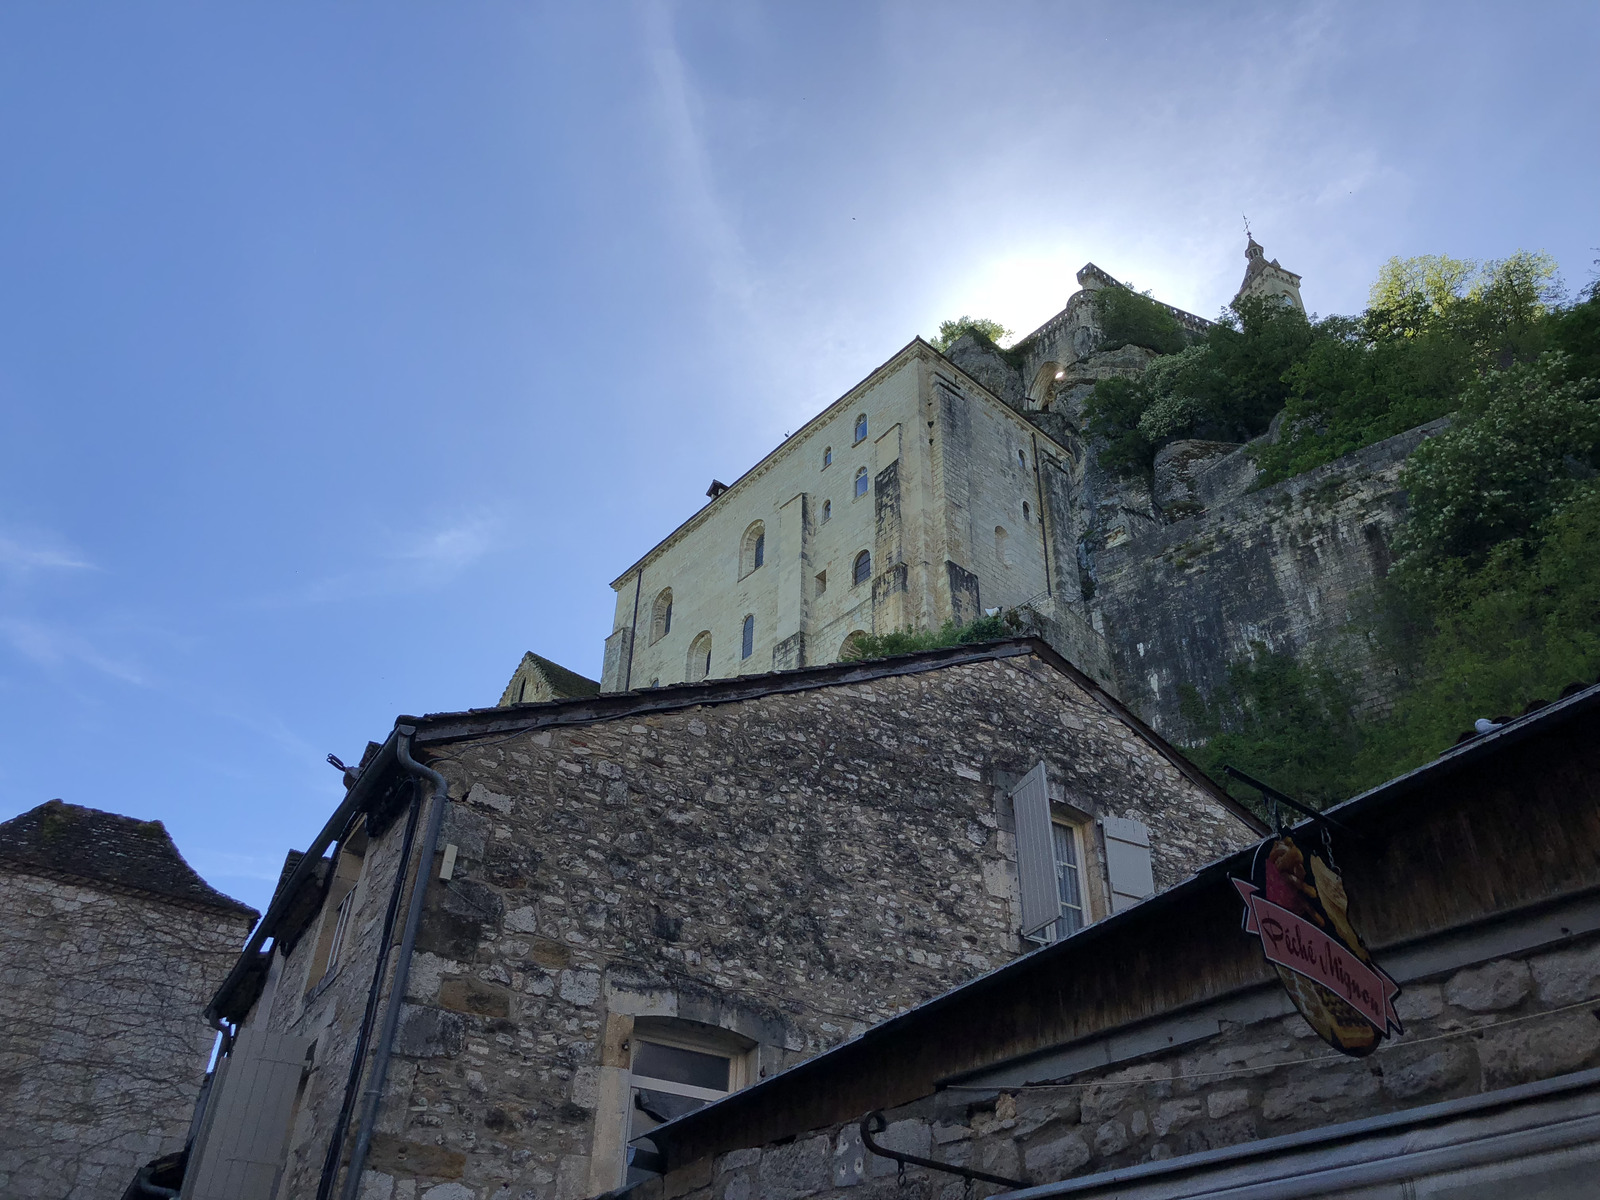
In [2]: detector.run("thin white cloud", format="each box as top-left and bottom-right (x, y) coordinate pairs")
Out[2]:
(0, 617), (147, 686)
(0, 533), (94, 574)
(256, 511), (501, 608)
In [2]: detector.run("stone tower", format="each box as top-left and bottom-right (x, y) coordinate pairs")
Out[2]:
(1233, 235), (1305, 313)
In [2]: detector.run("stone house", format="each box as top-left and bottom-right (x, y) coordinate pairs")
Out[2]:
(637, 680), (1600, 1200)
(0, 799), (258, 1200)
(183, 638), (1262, 1200)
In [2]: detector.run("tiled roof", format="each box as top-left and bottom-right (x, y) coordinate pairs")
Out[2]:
(0, 799), (257, 918)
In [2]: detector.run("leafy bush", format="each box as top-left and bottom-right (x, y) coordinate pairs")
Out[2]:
(1092, 285), (1188, 355)
(1179, 649), (1369, 812)
(933, 316), (1012, 352)
(841, 614), (1010, 662)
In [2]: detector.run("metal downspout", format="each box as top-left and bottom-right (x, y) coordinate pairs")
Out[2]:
(314, 779), (425, 1200)
(336, 727), (450, 1200)
(624, 569), (643, 691)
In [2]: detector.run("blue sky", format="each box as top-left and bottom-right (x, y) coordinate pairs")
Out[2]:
(2, 2), (1595, 914)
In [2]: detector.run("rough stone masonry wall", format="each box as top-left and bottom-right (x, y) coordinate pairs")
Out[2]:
(1089, 422), (1446, 738)
(0, 870), (252, 1200)
(331, 654), (1254, 1200)
(662, 930), (1600, 1200)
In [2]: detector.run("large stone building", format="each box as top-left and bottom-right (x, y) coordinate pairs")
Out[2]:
(0, 800), (257, 1200)
(185, 639), (1262, 1200)
(595, 240), (1431, 738)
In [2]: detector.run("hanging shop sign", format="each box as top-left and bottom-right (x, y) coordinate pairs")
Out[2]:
(1233, 834), (1402, 1057)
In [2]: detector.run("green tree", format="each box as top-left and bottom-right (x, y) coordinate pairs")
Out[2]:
(1092, 285), (1188, 355)
(932, 316), (1012, 352)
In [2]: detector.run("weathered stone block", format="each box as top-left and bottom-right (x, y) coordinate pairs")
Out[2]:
(1478, 1011), (1600, 1090)
(1021, 1132), (1090, 1179)
(867, 1120), (930, 1178)
(439, 979), (512, 1018)
(1205, 1089), (1249, 1120)
(758, 1135), (831, 1200)
(1092, 1120), (1129, 1157)
(1445, 960), (1532, 1012)
(1530, 940), (1600, 1004)
(1380, 1044), (1471, 1100)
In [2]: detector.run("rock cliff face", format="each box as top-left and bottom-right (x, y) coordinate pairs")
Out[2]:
(947, 284), (1447, 739)
(1090, 422), (1447, 736)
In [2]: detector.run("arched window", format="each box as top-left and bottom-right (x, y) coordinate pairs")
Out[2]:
(821, 499), (831, 523)
(650, 588), (673, 644)
(739, 521), (766, 579)
(854, 467), (869, 498)
(839, 630), (868, 661)
(741, 615), (754, 660)
(823, 446), (832, 468)
(1023, 501), (1031, 523)
(854, 414), (868, 444)
(995, 526), (1010, 567)
(687, 632), (713, 682)
(1019, 449), (1027, 468)
(853, 550), (871, 586)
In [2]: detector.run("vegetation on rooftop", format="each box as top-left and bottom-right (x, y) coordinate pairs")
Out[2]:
(840, 613), (1012, 662)
(931, 316), (1013, 353)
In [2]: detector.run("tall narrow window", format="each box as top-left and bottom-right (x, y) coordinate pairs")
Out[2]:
(814, 570), (827, 596)
(995, 526), (1009, 567)
(739, 522), (766, 579)
(687, 632), (713, 682)
(650, 588), (674, 644)
(1019, 449), (1027, 468)
(823, 447), (832, 468)
(821, 499), (831, 523)
(854, 414), (868, 443)
(853, 550), (871, 586)
(741, 615), (754, 659)
(1051, 822), (1085, 939)
(854, 467), (869, 498)
(1023, 501), (1031, 523)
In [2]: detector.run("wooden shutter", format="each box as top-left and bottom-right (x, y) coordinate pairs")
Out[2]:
(1010, 763), (1059, 940)
(1102, 816), (1155, 913)
(182, 1025), (310, 1200)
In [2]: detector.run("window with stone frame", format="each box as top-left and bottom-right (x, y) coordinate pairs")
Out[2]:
(741, 615), (754, 659)
(839, 630), (868, 661)
(740, 522), (766, 579)
(852, 550), (871, 586)
(823, 446), (832, 468)
(650, 588), (673, 645)
(687, 632), (712, 682)
(622, 1020), (754, 1187)
(854, 467), (868, 498)
(853, 413), (868, 444)
(306, 822), (367, 991)
(821, 499), (831, 523)
(995, 525), (1010, 567)
(814, 570), (826, 596)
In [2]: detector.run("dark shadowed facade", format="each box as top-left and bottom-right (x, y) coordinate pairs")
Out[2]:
(183, 640), (1262, 1200)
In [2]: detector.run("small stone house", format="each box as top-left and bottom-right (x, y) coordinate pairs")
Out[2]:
(637, 681), (1600, 1200)
(0, 800), (258, 1200)
(184, 638), (1262, 1200)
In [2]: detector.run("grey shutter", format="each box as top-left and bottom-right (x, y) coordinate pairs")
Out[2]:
(1102, 816), (1155, 913)
(1011, 763), (1059, 940)
(182, 1025), (310, 1200)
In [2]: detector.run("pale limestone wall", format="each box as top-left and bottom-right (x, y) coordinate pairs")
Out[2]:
(0, 871), (250, 1200)
(603, 344), (1107, 691)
